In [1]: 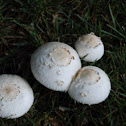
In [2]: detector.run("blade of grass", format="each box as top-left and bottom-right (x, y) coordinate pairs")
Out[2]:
(109, 4), (116, 28)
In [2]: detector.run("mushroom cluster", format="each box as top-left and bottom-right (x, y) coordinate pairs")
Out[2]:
(68, 32), (111, 105)
(31, 32), (111, 105)
(0, 32), (111, 119)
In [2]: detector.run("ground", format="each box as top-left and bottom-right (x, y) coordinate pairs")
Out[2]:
(0, 0), (126, 126)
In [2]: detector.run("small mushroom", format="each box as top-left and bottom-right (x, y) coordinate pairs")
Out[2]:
(0, 74), (34, 119)
(31, 42), (81, 91)
(68, 66), (111, 105)
(75, 32), (104, 62)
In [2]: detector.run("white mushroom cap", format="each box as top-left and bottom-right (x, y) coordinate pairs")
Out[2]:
(31, 42), (81, 91)
(75, 32), (104, 62)
(68, 66), (111, 105)
(0, 74), (34, 119)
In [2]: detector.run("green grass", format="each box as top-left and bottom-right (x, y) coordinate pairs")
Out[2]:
(0, 0), (126, 125)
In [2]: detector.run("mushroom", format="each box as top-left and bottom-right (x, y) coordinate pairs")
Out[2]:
(31, 42), (81, 91)
(75, 32), (104, 62)
(0, 74), (34, 119)
(68, 66), (111, 105)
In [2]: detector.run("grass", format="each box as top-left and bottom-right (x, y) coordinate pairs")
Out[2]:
(0, 0), (126, 125)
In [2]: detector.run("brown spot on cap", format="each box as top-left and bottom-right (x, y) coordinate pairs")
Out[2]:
(44, 62), (49, 66)
(81, 93), (86, 97)
(79, 33), (102, 49)
(78, 69), (101, 85)
(0, 83), (20, 101)
(57, 70), (62, 75)
(50, 48), (74, 66)
(90, 32), (95, 35)
(57, 81), (64, 86)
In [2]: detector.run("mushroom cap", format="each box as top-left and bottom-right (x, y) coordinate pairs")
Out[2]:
(68, 66), (111, 105)
(75, 32), (104, 62)
(31, 42), (81, 91)
(0, 74), (34, 119)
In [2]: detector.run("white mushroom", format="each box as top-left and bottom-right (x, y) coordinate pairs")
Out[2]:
(68, 66), (111, 105)
(0, 74), (34, 119)
(75, 32), (104, 62)
(31, 42), (81, 91)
